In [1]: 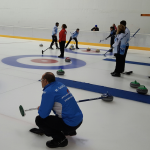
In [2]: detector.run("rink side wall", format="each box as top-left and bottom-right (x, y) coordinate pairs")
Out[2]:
(0, 0), (149, 50)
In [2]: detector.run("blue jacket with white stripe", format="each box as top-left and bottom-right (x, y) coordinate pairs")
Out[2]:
(38, 81), (83, 126)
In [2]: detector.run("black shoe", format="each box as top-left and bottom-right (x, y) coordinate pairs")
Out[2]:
(111, 71), (115, 75)
(58, 55), (64, 58)
(29, 128), (44, 136)
(64, 131), (77, 136)
(46, 138), (68, 148)
(56, 47), (60, 49)
(49, 47), (54, 50)
(76, 47), (79, 49)
(111, 72), (120, 77)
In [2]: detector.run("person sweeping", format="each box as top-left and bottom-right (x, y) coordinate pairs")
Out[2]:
(105, 26), (116, 52)
(30, 72), (83, 148)
(65, 29), (80, 49)
(50, 22), (60, 50)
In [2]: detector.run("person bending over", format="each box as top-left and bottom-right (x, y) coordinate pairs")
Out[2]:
(105, 26), (116, 52)
(120, 20), (130, 72)
(58, 24), (67, 58)
(50, 22), (60, 50)
(111, 24), (127, 77)
(30, 72), (83, 148)
(65, 29), (79, 49)
(91, 25), (99, 31)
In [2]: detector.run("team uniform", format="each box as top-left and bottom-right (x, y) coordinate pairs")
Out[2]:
(106, 29), (116, 52)
(124, 27), (130, 58)
(65, 31), (79, 49)
(59, 29), (67, 57)
(112, 32), (129, 75)
(50, 25), (59, 49)
(36, 81), (83, 144)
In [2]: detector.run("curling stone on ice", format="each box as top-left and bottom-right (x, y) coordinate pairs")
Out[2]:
(96, 49), (100, 53)
(39, 44), (43, 47)
(57, 69), (65, 75)
(87, 47), (91, 51)
(69, 45), (75, 50)
(65, 57), (71, 62)
(136, 85), (148, 95)
(130, 80), (140, 88)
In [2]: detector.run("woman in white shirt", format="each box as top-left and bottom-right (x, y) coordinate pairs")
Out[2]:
(111, 24), (128, 77)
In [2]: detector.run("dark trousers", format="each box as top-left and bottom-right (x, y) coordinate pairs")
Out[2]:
(114, 54), (125, 74)
(50, 35), (59, 48)
(35, 115), (82, 141)
(65, 37), (78, 48)
(122, 46), (129, 72)
(59, 41), (66, 57)
(110, 37), (115, 52)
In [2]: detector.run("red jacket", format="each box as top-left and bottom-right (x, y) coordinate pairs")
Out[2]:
(59, 29), (67, 42)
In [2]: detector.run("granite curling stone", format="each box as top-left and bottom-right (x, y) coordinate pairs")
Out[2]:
(65, 57), (71, 62)
(96, 49), (100, 53)
(130, 80), (140, 88)
(136, 85), (148, 95)
(57, 69), (65, 75)
(87, 48), (91, 51)
(39, 44), (43, 47)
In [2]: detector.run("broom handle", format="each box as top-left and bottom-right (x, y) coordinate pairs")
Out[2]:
(25, 108), (37, 112)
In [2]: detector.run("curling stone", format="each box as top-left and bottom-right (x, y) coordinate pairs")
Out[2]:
(130, 80), (140, 88)
(57, 69), (65, 75)
(87, 48), (91, 51)
(96, 49), (100, 53)
(39, 44), (43, 47)
(101, 92), (113, 102)
(65, 57), (71, 62)
(136, 85), (148, 95)
(69, 45), (75, 50)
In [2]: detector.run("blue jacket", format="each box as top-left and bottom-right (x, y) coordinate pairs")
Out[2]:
(71, 31), (79, 38)
(38, 81), (83, 126)
(52, 26), (58, 36)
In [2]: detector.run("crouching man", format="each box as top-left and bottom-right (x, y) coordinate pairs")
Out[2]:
(30, 72), (83, 148)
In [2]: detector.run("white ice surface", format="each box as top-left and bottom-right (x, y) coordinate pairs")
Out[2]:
(0, 37), (150, 150)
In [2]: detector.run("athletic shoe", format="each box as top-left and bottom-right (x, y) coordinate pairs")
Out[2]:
(64, 131), (77, 136)
(29, 128), (44, 136)
(46, 138), (68, 148)
(111, 72), (120, 77)
(76, 47), (79, 49)
(56, 47), (60, 49)
(49, 47), (54, 50)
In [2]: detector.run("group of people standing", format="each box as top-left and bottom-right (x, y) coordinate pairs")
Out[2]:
(49, 21), (130, 78)
(106, 21), (130, 77)
(49, 22), (79, 58)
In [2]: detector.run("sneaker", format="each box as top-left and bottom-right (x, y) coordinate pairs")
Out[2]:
(76, 47), (79, 49)
(111, 72), (120, 77)
(56, 47), (60, 49)
(64, 131), (77, 136)
(29, 128), (44, 136)
(49, 47), (54, 50)
(46, 138), (68, 148)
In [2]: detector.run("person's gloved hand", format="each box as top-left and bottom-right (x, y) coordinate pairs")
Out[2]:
(114, 53), (117, 56)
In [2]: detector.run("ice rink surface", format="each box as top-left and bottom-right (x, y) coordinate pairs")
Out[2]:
(0, 37), (150, 150)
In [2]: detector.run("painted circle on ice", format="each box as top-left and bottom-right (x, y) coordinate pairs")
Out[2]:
(65, 48), (113, 56)
(31, 59), (58, 64)
(2, 55), (86, 70)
